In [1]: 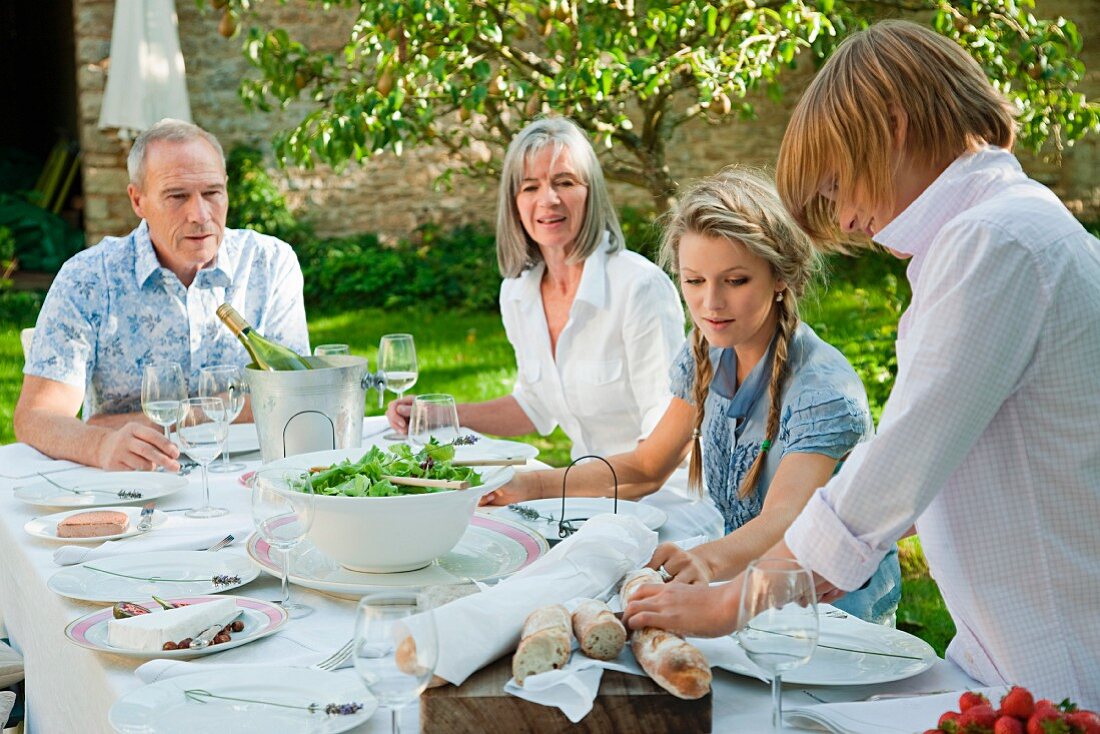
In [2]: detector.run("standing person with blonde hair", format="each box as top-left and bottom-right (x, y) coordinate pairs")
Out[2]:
(487, 168), (900, 624)
(386, 117), (688, 465)
(624, 20), (1100, 702)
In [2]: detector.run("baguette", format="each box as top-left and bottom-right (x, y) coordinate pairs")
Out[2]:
(512, 604), (572, 685)
(571, 599), (626, 661)
(620, 568), (712, 700)
(57, 510), (129, 538)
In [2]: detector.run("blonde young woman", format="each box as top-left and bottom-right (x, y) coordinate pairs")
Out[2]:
(488, 169), (900, 623)
(624, 21), (1100, 702)
(387, 117), (686, 462)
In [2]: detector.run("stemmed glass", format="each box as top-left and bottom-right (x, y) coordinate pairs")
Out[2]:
(314, 343), (350, 356)
(199, 365), (246, 473)
(737, 558), (819, 729)
(378, 334), (418, 440)
(141, 362), (186, 441)
(176, 397), (230, 519)
(250, 468), (316, 618)
(354, 591), (438, 734)
(408, 394), (460, 446)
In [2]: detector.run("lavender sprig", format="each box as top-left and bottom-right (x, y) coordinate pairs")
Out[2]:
(451, 434), (479, 446)
(184, 689), (365, 715)
(82, 566), (241, 587)
(507, 504), (555, 523)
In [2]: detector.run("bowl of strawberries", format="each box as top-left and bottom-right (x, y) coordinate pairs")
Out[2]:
(925, 687), (1099, 734)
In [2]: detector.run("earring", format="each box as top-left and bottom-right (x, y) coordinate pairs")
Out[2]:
(775, 291), (784, 303)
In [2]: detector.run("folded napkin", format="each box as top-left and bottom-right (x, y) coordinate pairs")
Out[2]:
(405, 513), (658, 687)
(134, 622), (355, 683)
(785, 686), (1008, 733)
(53, 518), (254, 565)
(0, 443), (82, 479)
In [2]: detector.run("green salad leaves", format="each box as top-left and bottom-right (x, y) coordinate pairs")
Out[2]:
(306, 440), (482, 497)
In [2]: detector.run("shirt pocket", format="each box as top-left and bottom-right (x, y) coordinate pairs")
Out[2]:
(518, 360), (541, 385)
(576, 358), (623, 386)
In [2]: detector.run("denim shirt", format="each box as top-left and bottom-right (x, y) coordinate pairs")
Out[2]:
(24, 220), (309, 418)
(671, 322), (901, 623)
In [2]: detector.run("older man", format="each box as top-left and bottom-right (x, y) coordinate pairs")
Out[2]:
(15, 119), (309, 471)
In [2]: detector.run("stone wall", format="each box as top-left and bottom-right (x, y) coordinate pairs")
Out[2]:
(72, 0), (1100, 245)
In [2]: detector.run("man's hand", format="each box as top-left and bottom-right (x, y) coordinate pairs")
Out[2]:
(385, 395), (415, 434)
(479, 472), (542, 506)
(647, 543), (712, 585)
(96, 422), (181, 471)
(623, 581), (739, 638)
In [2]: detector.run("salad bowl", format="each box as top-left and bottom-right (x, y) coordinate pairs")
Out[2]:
(260, 446), (514, 573)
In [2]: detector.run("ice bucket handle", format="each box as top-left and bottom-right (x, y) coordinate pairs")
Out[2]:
(363, 371), (387, 409)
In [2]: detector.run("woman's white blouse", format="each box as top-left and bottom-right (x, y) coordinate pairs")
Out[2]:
(500, 243), (685, 460)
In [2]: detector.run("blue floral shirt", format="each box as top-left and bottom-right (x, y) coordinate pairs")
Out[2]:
(671, 322), (901, 624)
(24, 220), (310, 418)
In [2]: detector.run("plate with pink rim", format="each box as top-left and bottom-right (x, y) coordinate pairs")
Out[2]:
(65, 595), (288, 659)
(246, 514), (548, 598)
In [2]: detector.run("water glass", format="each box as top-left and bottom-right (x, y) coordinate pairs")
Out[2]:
(354, 592), (438, 734)
(141, 363), (186, 440)
(199, 365), (246, 473)
(378, 334), (418, 440)
(408, 394), (460, 446)
(176, 397), (230, 519)
(250, 468), (316, 618)
(737, 558), (819, 729)
(314, 343), (350, 356)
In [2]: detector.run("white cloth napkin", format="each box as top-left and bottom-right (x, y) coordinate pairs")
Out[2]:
(785, 686), (1008, 733)
(52, 518), (254, 565)
(0, 443), (82, 479)
(134, 622), (355, 683)
(404, 513), (658, 687)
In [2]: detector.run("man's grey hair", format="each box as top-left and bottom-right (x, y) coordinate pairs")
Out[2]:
(496, 116), (623, 278)
(127, 119), (226, 189)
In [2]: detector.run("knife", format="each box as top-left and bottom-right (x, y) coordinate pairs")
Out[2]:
(188, 622), (227, 650)
(136, 502), (156, 532)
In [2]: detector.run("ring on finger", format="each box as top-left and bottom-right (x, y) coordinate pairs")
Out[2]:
(657, 565), (673, 582)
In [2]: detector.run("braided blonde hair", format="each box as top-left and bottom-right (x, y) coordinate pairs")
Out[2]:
(659, 169), (819, 498)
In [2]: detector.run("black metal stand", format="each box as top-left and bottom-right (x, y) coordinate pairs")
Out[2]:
(558, 455), (619, 539)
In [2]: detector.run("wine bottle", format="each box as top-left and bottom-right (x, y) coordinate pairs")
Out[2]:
(216, 304), (312, 371)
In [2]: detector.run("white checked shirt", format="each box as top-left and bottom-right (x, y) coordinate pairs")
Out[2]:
(784, 148), (1100, 703)
(501, 238), (685, 460)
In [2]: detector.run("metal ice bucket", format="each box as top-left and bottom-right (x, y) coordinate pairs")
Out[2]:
(243, 355), (382, 463)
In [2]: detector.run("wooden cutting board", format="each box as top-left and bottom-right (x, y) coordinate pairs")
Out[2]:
(420, 655), (712, 733)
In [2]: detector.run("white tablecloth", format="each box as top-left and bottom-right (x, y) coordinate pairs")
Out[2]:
(0, 416), (978, 733)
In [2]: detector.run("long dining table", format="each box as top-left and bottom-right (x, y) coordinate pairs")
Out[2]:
(0, 416), (980, 733)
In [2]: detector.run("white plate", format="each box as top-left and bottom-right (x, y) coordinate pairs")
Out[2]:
(48, 550), (259, 603)
(373, 429), (540, 461)
(174, 423), (260, 457)
(25, 506), (169, 542)
(109, 667), (376, 733)
(13, 472), (188, 509)
(715, 611), (937, 686)
(65, 595), (288, 659)
(490, 498), (668, 540)
(247, 514), (547, 598)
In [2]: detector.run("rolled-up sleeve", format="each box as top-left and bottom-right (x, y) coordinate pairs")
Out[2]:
(786, 222), (1046, 590)
(622, 272), (685, 437)
(780, 389), (870, 461)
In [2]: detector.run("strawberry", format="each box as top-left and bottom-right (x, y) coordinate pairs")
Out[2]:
(1028, 709), (1069, 734)
(961, 704), (999, 731)
(1065, 711), (1100, 734)
(996, 717), (1026, 734)
(961, 692), (993, 712)
(1002, 687), (1037, 720)
(940, 711), (962, 733)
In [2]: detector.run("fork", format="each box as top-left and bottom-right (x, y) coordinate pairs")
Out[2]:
(310, 639), (354, 671)
(205, 534), (235, 552)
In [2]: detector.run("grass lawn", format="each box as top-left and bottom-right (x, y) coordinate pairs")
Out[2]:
(0, 252), (955, 655)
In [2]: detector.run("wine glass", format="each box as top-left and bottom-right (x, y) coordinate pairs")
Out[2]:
(141, 362), (186, 441)
(250, 468), (316, 618)
(176, 397), (230, 519)
(314, 343), (350, 356)
(378, 334), (418, 440)
(737, 558), (819, 729)
(199, 365), (246, 473)
(354, 591), (438, 734)
(408, 394), (460, 446)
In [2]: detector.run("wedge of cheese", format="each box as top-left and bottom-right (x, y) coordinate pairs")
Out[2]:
(107, 598), (239, 652)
